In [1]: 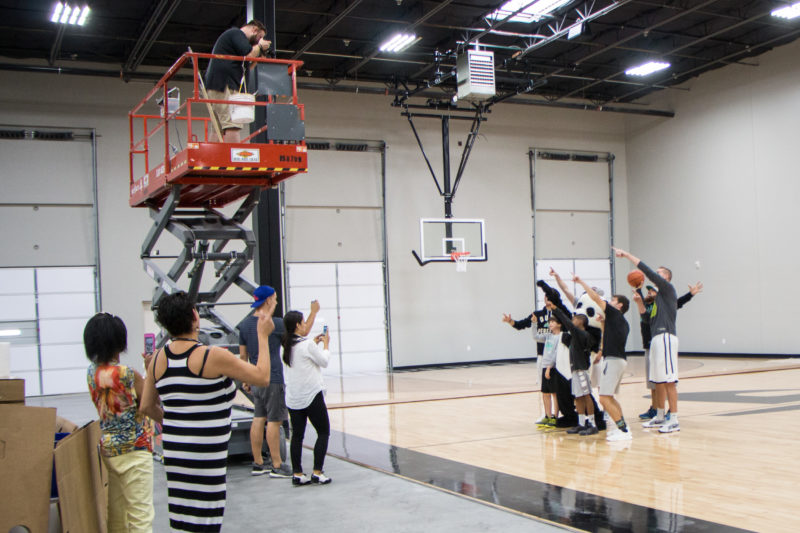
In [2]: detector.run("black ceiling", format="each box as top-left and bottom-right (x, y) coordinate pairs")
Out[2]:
(3, 0), (800, 108)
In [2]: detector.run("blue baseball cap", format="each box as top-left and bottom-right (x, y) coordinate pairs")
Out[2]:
(251, 285), (275, 308)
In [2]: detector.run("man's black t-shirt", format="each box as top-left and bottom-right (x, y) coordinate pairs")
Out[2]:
(205, 28), (252, 92)
(601, 303), (629, 359)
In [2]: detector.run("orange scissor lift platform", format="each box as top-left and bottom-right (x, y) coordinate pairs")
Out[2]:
(129, 51), (307, 208)
(130, 52), (307, 346)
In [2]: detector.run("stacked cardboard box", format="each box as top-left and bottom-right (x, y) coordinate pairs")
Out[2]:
(0, 379), (107, 533)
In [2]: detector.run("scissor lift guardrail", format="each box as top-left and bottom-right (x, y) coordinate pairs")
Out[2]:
(129, 52), (307, 346)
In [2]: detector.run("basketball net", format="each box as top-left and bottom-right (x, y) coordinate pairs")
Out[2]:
(451, 251), (470, 272)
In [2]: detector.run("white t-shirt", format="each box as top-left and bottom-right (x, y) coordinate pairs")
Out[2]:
(283, 337), (330, 410)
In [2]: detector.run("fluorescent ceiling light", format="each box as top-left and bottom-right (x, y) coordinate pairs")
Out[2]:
(0, 329), (22, 337)
(626, 60), (670, 76)
(60, 5), (72, 23)
(567, 22), (583, 40)
(772, 2), (800, 19)
(77, 6), (90, 25)
(487, 0), (571, 24)
(379, 33), (420, 53)
(51, 3), (90, 25)
(50, 2), (63, 22)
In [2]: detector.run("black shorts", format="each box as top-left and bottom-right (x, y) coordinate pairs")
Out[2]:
(252, 382), (288, 422)
(541, 368), (556, 393)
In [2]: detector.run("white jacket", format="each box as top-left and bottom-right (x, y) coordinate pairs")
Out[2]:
(283, 337), (330, 410)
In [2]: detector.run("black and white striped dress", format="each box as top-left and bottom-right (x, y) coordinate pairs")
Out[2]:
(156, 343), (236, 532)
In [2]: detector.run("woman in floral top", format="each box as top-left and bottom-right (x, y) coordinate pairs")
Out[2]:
(85, 313), (155, 533)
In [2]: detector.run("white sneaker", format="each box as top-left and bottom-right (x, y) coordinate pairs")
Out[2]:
(292, 474), (311, 486)
(606, 429), (632, 442)
(658, 421), (680, 433)
(311, 472), (332, 485)
(642, 418), (666, 428)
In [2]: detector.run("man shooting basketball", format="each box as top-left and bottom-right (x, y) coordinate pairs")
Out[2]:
(572, 275), (631, 441)
(612, 247), (680, 433)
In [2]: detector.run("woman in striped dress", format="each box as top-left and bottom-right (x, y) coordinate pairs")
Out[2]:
(141, 292), (274, 531)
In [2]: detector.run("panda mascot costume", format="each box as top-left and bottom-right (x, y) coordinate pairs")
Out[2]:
(538, 281), (607, 430)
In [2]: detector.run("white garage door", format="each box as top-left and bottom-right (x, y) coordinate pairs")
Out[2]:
(0, 127), (99, 395)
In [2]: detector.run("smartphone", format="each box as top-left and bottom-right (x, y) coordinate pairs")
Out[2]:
(322, 325), (328, 335)
(144, 333), (156, 355)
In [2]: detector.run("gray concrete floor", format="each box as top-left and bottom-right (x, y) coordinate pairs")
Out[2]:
(31, 393), (568, 532)
(152, 449), (566, 533)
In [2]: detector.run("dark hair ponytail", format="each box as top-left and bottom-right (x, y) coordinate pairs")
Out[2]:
(281, 311), (304, 367)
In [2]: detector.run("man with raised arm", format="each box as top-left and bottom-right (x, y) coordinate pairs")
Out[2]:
(573, 275), (631, 441)
(613, 247), (680, 433)
(634, 281), (703, 420)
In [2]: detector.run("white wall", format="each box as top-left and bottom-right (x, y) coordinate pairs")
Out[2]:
(625, 38), (800, 354)
(0, 67), (632, 374)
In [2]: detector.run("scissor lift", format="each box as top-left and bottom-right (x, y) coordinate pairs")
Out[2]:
(129, 52), (307, 346)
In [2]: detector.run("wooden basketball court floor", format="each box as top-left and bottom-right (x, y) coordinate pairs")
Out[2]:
(320, 356), (800, 532)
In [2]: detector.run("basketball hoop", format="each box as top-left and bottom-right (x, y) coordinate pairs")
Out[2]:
(451, 251), (470, 272)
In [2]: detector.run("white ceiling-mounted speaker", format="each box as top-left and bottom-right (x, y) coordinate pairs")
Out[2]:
(457, 50), (496, 101)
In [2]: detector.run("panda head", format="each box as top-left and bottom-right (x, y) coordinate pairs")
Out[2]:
(574, 291), (604, 330)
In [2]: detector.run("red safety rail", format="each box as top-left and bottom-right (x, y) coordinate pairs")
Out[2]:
(129, 52), (307, 208)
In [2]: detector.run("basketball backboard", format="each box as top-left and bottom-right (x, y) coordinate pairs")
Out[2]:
(414, 218), (487, 265)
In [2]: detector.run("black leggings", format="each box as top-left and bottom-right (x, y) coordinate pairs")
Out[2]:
(288, 391), (330, 474)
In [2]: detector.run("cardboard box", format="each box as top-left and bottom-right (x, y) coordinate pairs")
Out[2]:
(0, 404), (57, 533)
(55, 421), (108, 533)
(0, 406), (108, 533)
(0, 378), (25, 403)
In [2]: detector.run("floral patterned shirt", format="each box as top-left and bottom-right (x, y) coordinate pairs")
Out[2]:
(87, 363), (154, 457)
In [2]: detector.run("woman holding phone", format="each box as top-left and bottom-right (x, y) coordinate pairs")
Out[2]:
(281, 307), (332, 485)
(140, 291), (275, 531)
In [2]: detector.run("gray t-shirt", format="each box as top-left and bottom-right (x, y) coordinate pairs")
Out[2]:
(237, 315), (286, 384)
(639, 261), (677, 337)
(535, 332), (560, 368)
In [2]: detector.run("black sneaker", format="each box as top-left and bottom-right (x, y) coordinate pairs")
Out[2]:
(251, 463), (269, 476)
(566, 424), (585, 434)
(579, 424), (599, 436)
(269, 463), (293, 478)
(292, 474), (311, 486)
(311, 472), (332, 485)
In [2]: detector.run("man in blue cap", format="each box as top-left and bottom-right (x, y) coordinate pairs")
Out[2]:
(238, 286), (320, 477)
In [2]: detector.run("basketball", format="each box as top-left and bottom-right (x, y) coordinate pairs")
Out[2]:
(627, 269), (645, 288)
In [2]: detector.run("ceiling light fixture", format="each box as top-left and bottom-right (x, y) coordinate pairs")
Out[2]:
(0, 329), (22, 337)
(50, 3), (90, 26)
(379, 33), (420, 53)
(625, 60), (670, 76)
(487, 0), (571, 24)
(568, 22), (583, 40)
(772, 2), (800, 19)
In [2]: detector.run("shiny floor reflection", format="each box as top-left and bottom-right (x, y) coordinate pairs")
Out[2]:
(325, 360), (800, 532)
(327, 430), (750, 533)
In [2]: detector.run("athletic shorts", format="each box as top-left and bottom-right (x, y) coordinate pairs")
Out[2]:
(590, 356), (602, 389)
(207, 87), (243, 131)
(252, 382), (289, 422)
(571, 369), (592, 397)
(598, 357), (627, 395)
(643, 348), (655, 390)
(541, 368), (556, 393)
(649, 333), (679, 383)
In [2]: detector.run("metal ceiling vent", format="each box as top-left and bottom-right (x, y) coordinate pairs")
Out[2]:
(457, 50), (495, 102)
